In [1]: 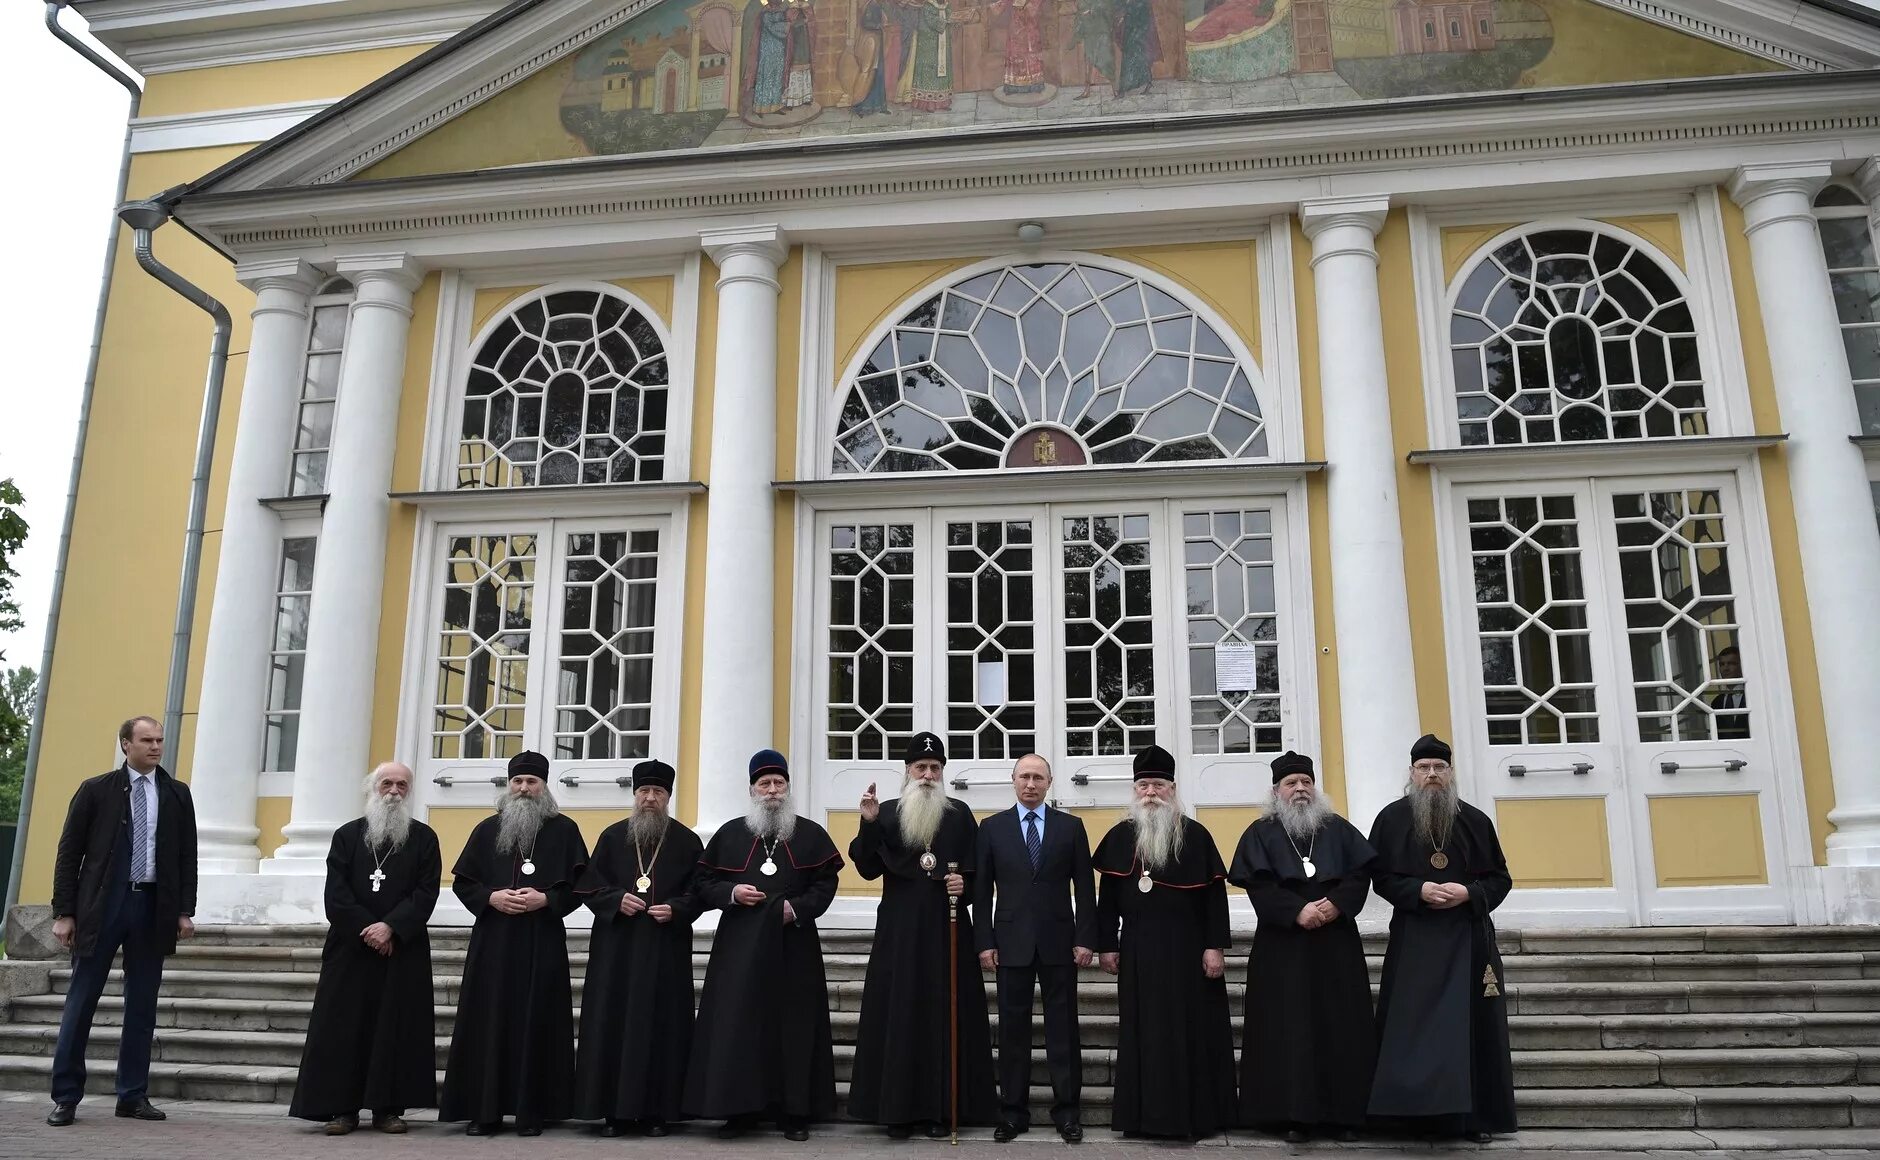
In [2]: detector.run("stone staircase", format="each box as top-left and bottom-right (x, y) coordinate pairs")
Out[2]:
(2, 924), (1880, 1131)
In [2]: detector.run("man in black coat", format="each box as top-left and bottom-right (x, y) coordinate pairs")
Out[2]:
(47, 715), (198, 1127)
(974, 754), (1095, 1143)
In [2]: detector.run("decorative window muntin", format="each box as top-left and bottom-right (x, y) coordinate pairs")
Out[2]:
(263, 537), (317, 771)
(832, 261), (1268, 474)
(432, 533), (537, 759)
(289, 279), (353, 496)
(826, 522), (918, 760)
(944, 519), (1038, 761)
(1183, 508), (1282, 756)
(459, 288), (671, 488)
(1449, 227), (1707, 445)
(554, 529), (660, 761)
(1061, 512), (1157, 756)
(1812, 184), (1880, 435)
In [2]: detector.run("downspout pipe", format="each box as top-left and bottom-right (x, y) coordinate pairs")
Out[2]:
(8, 3), (144, 926)
(116, 200), (233, 780)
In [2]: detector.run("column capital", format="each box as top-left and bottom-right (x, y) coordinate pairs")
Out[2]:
(1727, 163), (1832, 234)
(334, 252), (426, 294)
(701, 224), (788, 290)
(1856, 158), (1880, 228)
(1299, 195), (1390, 241)
(235, 257), (322, 298)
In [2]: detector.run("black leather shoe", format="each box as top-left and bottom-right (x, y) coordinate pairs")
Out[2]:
(782, 1119), (809, 1141)
(994, 1121), (1027, 1142)
(1058, 1121), (1084, 1143)
(599, 1121), (624, 1137)
(1284, 1128), (1309, 1143)
(466, 1121), (499, 1136)
(925, 1121), (951, 1139)
(116, 1098), (166, 1121)
(46, 1103), (76, 1127)
(885, 1123), (913, 1140)
(643, 1120), (668, 1137)
(719, 1115), (753, 1139)
(1336, 1128), (1360, 1142)
(516, 1122), (543, 1137)
(1467, 1131), (1494, 1145)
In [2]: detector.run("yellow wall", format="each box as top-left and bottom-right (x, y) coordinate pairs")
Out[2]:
(1195, 806), (1260, 864)
(358, 57), (588, 181)
(675, 259), (719, 827)
(1716, 194), (1837, 864)
(256, 797), (291, 860)
(138, 45), (436, 118)
(1494, 797), (1613, 888)
(1441, 214), (1688, 284)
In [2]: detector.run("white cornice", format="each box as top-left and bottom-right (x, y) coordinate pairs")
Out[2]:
(131, 99), (331, 153)
(1591, 1), (1880, 71)
(172, 75), (1880, 260)
(70, 0), (496, 73)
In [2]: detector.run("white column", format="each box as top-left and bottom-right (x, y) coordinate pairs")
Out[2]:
(262, 255), (424, 871)
(1299, 196), (1422, 833)
(695, 226), (788, 834)
(190, 259), (321, 873)
(1730, 164), (1880, 867)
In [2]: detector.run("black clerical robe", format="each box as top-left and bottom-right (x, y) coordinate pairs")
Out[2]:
(1227, 814), (1377, 1130)
(1093, 816), (1236, 1139)
(1367, 797), (1517, 1135)
(846, 799), (999, 1128)
(574, 817), (704, 1124)
(439, 812), (589, 1125)
(685, 818), (843, 1123)
(290, 819), (442, 1121)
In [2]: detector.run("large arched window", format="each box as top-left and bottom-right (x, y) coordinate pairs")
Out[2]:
(1812, 183), (1880, 435)
(832, 261), (1268, 473)
(1449, 228), (1706, 445)
(458, 288), (670, 488)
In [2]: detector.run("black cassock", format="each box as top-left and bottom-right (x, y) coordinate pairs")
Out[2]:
(846, 799), (999, 1128)
(685, 819), (843, 1123)
(1366, 797), (1516, 1134)
(290, 819), (442, 1120)
(439, 812), (589, 1125)
(1093, 817), (1236, 1139)
(1227, 814), (1377, 1130)
(573, 817), (704, 1124)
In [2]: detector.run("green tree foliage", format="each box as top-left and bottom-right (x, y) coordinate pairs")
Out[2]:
(0, 666), (35, 824)
(0, 477), (23, 662)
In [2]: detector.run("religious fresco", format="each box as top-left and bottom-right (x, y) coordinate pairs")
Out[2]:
(358, 0), (1783, 179)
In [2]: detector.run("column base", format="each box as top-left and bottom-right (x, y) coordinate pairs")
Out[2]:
(193, 872), (329, 924)
(257, 821), (345, 873)
(1813, 865), (1880, 925)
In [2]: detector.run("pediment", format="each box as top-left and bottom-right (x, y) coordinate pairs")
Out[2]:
(190, 0), (1880, 194)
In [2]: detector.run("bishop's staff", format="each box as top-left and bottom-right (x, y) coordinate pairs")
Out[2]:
(947, 859), (960, 1145)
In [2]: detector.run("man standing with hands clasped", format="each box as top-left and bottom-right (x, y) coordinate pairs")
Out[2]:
(974, 754), (1095, 1143)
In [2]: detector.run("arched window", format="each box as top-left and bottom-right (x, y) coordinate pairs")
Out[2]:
(831, 261), (1267, 473)
(1812, 183), (1880, 434)
(458, 288), (670, 488)
(1449, 228), (1706, 445)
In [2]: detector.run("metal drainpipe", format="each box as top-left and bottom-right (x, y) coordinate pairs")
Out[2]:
(7, 3), (145, 926)
(116, 201), (233, 786)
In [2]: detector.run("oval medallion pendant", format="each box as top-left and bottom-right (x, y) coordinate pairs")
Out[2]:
(521, 859), (536, 876)
(1301, 857), (1316, 879)
(1137, 873), (1153, 894)
(1429, 851), (1449, 871)
(761, 858), (778, 876)
(919, 852), (937, 872)
(635, 875), (652, 892)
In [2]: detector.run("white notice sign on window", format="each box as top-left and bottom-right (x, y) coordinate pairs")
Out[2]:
(976, 660), (1007, 708)
(1214, 643), (1258, 693)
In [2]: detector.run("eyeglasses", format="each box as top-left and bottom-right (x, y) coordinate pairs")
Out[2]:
(1412, 762), (1452, 775)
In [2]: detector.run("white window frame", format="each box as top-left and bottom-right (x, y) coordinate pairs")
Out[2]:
(257, 515), (321, 797)
(396, 492), (690, 817)
(1812, 180), (1880, 433)
(418, 260), (702, 494)
(1408, 190), (1755, 451)
(286, 280), (355, 497)
(1426, 447), (1819, 925)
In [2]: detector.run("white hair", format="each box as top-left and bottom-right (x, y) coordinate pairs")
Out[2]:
(1128, 790), (1186, 872)
(494, 781), (559, 856)
(746, 784), (798, 842)
(363, 763), (413, 851)
(896, 774), (949, 850)
(1263, 781), (1336, 843)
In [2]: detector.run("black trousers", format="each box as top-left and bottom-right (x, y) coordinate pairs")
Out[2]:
(995, 961), (1080, 1126)
(52, 884), (163, 1105)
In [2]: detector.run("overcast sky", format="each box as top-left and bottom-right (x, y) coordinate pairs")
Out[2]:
(3, 1), (1878, 676)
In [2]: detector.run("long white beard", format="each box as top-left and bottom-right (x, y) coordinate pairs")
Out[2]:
(364, 792), (412, 852)
(628, 805), (670, 847)
(1406, 777), (1460, 852)
(746, 792), (798, 842)
(896, 778), (948, 850)
(1263, 785), (1335, 844)
(1128, 795), (1186, 872)
(495, 787), (559, 855)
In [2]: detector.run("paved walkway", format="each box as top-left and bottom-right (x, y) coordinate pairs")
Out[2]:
(0, 1096), (1875, 1160)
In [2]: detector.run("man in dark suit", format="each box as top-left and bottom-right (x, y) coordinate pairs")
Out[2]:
(46, 715), (198, 1127)
(974, 754), (1096, 1142)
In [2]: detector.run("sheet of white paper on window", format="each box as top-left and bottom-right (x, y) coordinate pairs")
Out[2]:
(976, 660), (1007, 708)
(1214, 643), (1258, 693)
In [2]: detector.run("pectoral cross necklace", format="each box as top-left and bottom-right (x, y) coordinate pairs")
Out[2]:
(368, 840), (392, 893)
(760, 836), (781, 876)
(1285, 830), (1317, 879)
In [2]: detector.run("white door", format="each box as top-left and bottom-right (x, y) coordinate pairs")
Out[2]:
(1450, 474), (1789, 925)
(812, 498), (1299, 821)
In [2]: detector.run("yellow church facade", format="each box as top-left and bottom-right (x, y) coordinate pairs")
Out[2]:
(22, 0), (1880, 927)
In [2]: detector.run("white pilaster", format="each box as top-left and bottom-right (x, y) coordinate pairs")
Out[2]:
(1729, 164), (1880, 869)
(695, 226), (788, 835)
(262, 255), (424, 871)
(190, 259), (321, 873)
(1299, 197), (1422, 834)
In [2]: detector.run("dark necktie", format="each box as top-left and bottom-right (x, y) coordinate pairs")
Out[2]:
(1024, 811), (1042, 873)
(129, 776), (150, 883)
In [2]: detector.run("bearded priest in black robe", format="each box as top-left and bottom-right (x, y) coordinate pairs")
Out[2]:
(1367, 735), (1516, 1143)
(1093, 745), (1236, 1140)
(847, 731), (999, 1138)
(574, 759), (701, 1137)
(686, 750), (843, 1140)
(290, 762), (441, 1135)
(1227, 751), (1376, 1141)
(439, 751), (590, 1136)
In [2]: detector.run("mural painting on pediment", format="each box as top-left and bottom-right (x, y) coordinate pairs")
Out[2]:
(356, 0), (1784, 178)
